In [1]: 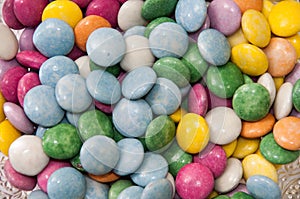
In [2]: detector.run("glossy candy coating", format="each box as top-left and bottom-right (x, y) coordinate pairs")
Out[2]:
(0, 120), (22, 156)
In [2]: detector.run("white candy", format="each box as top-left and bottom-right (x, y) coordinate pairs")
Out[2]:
(0, 23), (19, 60)
(274, 82), (293, 120)
(257, 72), (276, 107)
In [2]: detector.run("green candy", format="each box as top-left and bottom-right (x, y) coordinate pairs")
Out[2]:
(181, 43), (208, 83)
(232, 83), (270, 121)
(243, 74), (253, 84)
(142, 0), (178, 21)
(231, 192), (254, 199)
(70, 154), (85, 172)
(145, 115), (175, 152)
(113, 127), (124, 143)
(153, 57), (190, 88)
(292, 79), (300, 112)
(144, 17), (175, 38)
(90, 59), (121, 77)
(213, 195), (230, 199)
(260, 133), (300, 164)
(78, 110), (114, 141)
(162, 141), (192, 177)
(108, 180), (133, 199)
(206, 62), (244, 98)
(42, 123), (82, 159)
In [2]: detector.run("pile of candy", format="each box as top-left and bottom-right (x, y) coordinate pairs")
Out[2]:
(0, 0), (300, 198)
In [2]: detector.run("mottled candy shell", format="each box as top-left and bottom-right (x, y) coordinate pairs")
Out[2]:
(273, 82), (293, 120)
(205, 107), (241, 145)
(141, 0), (178, 21)
(123, 26), (146, 38)
(233, 0), (263, 13)
(175, 0), (207, 32)
(0, 23), (19, 60)
(232, 137), (260, 159)
(117, 186), (144, 199)
(292, 79), (300, 112)
(197, 28), (231, 66)
(287, 33), (300, 59)
(85, 177), (109, 199)
(286, 62), (300, 85)
(141, 178), (173, 199)
(188, 83), (208, 116)
(27, 190), (49, 199)
(19, 28), (36, 51)
(144, 17), (175, 38)
(1, 0), (24, 30)
(257, 73), (276, 107)
(149, 22), (189, 58)
(109, 180), (133, 199)
(227, 28), (248, 48)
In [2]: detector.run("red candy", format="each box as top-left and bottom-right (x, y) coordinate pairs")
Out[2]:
(16, 51), (48, 70)
(1, 0), (24, 30)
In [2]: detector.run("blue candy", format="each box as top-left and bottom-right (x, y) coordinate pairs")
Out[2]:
(33, 18), (74, 57)
(85, 177), (109, 199)
(141, 178), (173, 199)
(28, 190), (49, 199)
(117, 186), (144, 199)
(123, 26), (146, 38)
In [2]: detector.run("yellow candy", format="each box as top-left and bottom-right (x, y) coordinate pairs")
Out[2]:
(222, 139), (237, 158)
(262, 0), (274, 18)
(231, 43), (268, 76)
(0, 92), (6, 122)
(208, 190), (219, 199)
(268, 1), (300, 37)
(287, 33), (300, 59)
(273, 77), (284, 91)
(232, 137), (260, 159)
(0, 120), (22, 156)
(255, 149), (282, 170)
(169, 108), (187, 123)
(176, 113), (210, 154)
(227, 28), (248, 48)
(42, 0), (83, 28)
(241, 9), (271, 48)
(242, 154), (278, 182)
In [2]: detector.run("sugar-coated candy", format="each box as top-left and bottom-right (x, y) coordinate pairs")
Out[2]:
(144, 17), (175, 38)
(141, 0), (178, 21)
(141, 178), (173, 199)
(188, 83), (208, 116)
(85, 176), (109, 199)
(27, 190), (49, 199)
(108, 180), (133, 199)
(1, 0), (25, 30)
(232, 137), (260, 159)
(257, 72), (276, 106)
(19, 28), (36, 51)
(123, 25), (146, 38)
(117, 186), (144, 199)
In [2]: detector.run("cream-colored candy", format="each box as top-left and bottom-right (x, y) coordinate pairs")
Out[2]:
(274, 82), (293, 120)
(75, 55), (91, 79)
(0, 23), (19, 60)
(257, 72), (276, 106)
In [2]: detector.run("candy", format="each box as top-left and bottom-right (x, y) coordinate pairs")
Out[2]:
(233, 0), (263, 13)
(287, 33), (300, 59)
(8, 135), (50, 176)
(141, 178), (173, 199)
(188, 83), (208, 116)
(274, 82), (293, 120)
(232, 137), (260, 159)
(123, 26), (146, 38)
(85, 176), (109, 199)
(1, 0), (24, 30)
(286, 62), (300, 85)
(197, 28), (231, 66)
(292, 79), (300, 111)
(80, 135), (120, 175)
(141, 0), (178, 21)
(15, 50), (45, 70)
(89, 171), (120, 183)
(19, 28), (36, 51)
(144, 17), (175, 38)
(47, 167), (86, 199)
(214, 158), (243, 193)
(257, 72), (276, 106)
(222, 139), (237, 158)
(227, 28), (248, 48)
(27, 190), (49, 199)
(175, 0), (207, 33)
(205, 107), (241, 145)
(246, 175), (281, 199)
(117, 186), (144, 199)
(108, 179), (133, 199)
(231, 192), (254, 199)
(175, 163), (214, 199)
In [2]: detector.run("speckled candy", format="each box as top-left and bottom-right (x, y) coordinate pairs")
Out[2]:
(197, 28), (231, 66)
(16, 50), (48, 70)
(80, 135), (120, 175)
(188, 83), (208, 116)
(27, 190), (49, 199)
(292, 79), (300, 112)
(123, 26), (146, 38)
(144, 17), (175, 38)
(117, 186), (144, 199)
(233, 83), (270, 121)
(257, 73), (276, 107)
(246, 175), (281, 199)
(176, 163), (214, 199)
(141, 0), (178, 21)
(108, 179), (133, 199)
(141, 178), (173, 199)
(47, 167), (86, 199)
(23, 85), (65, 127)
(232, 137), (260, 159)
(85, 177), (109, 199)
(33, 18), (75, 57)
(175, 0), (207, 33)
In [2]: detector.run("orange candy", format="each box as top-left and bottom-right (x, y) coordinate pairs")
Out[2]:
(74, 15), (111, 51)
(88, 171), (120, 183)
(273, 116), (300, 151)
(264, 37), (298, 77)
(233, 0), (263, 13)
(240, 113), (275, 138)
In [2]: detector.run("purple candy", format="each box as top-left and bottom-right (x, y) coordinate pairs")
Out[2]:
(19, 28), (36, 51)
(0, 59), (19, 82)
(226, 183), (250, 197)
(67, 45), (86, 61)
(189, 16), (211, 42)
(72, 0), (92, 8)
(285, 62), (300, 85)
(206, 87), (232, 109)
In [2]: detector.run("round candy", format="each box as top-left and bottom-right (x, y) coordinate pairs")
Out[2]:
(86, 28), (125, 67)
(175, 0), (207, 32)
(3, 102), (35, 134)
(268, 1), (300, 37)
(231, 43), (268, 76)
(108, 180), (133, 199)
(233, 0), (263, 13)
(47, 167), (86, 199)
(8, 135), (50, 176)
(214, 158), (243, 193)
(144, 17), (175, 38)
(42, 0), (83, 28)
(16, 50), (48, 70)
(33, 18), (75, 57)
(246, 175), (281, 199)
(149, 22), (189, 58)
(222, 139), (237, 158)
(0, 59), (20, 82)
(141, 178), (173, 199)
(19, 28), (36, 51)
(176, 113), (210, 154)
(145, 78), (181, 115)
(145, 115), (175, 152)
(117, 186), (144, 199)
(153, 57), (190, 88)
(287, 33), (300, 59)
(85, 176), (109, 199)
(286, 62), (300, 85)
(257, 73), (276, 106)
(175, 163), (214, 199)
(1, 0), (25, 30)
(17, 72), (41, 107)
(273, 116), (300, 151)
(274, 82), (293, 120)
(55, 74), (93, 113)
(74, 15), (111, 52)
(232, 137), (260, 159)
(24, 85), (65, 127)
(205, 106), (241, 145)
(227, 28), (248, 48)
(37, 159), (71, 193)
(241, 9), (271, 48)
(120, 35), (155, 71)
(0, 92), (6, 122)
(141, 0), (178, 21)
(113, 98), (152, 137)
(78, 109), (113, 141)
(123, 26), (146, 38)
(4, 159), (37, 191)
(13, 0), (48, 27)
(113, 138), (144, 176)
(232, 83), (270, 121)
(130, 152), (168, 187)
(121, 66), (157, 100)
(207, 0), (241, 36)
(86, 0), (120, 28)
(28, 190), (49, 199)
(188, 83), (208, 116)
(42, 123), (82, 159)
(80, 135), (120, 175)
(88, 171), (120, 183)
(206, 61), (244, 98)
(197, 28), (231, 66)
(86, 69), (121, 104)
(293, 79), (300, 112)
(117, 0), (147, 31)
